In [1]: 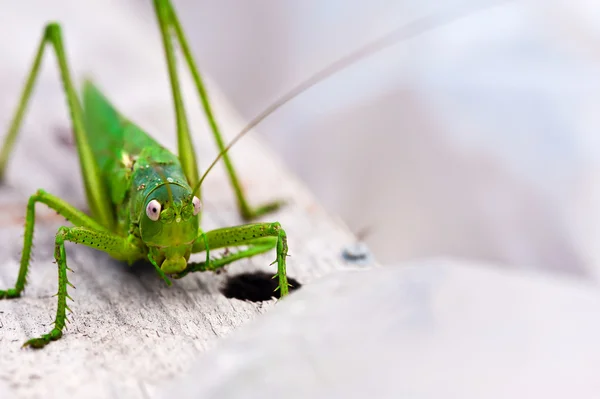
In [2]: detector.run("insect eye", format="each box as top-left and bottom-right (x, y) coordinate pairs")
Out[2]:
(146, 199), (162, 221)
(192, 196), (202, 216)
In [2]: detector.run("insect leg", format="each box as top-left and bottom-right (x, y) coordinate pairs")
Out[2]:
(23, 225), (141, 349)
(175, 237), (276, 279)
(179, 222), (290, 296)
(0, 23), (114, 229)
(1, 189), (141, 348)
(152, 0), (199, 191)
(152, 0), (284, 221)
(0, 189), (110, 299)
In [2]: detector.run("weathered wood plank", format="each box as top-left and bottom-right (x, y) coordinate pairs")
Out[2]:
(161, 260), (600, 399)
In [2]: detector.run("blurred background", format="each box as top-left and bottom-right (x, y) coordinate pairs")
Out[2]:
(3, 0), (600, 280)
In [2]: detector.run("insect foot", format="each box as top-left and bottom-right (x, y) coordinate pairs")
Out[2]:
(241, 199), (287, 221)
(0, 288), (21, 299)
(22, 328), (63, 349)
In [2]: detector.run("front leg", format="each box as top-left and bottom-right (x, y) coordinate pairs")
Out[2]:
(182, 222), (290, 296)
(23, 226), (76, 348)
(23, 226), (142, 349)
(0, 189), (142, 348)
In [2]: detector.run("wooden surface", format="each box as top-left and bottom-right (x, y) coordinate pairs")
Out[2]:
(0, 81), (367, 399)
(161, 260), (600, 399)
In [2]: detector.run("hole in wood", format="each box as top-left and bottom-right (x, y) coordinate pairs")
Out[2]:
(221, 271), (302, 302)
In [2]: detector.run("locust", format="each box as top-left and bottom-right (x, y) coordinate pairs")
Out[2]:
(0, 0), (420, 349)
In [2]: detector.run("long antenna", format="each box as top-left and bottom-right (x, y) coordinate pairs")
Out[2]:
(192, 1), (507, 195)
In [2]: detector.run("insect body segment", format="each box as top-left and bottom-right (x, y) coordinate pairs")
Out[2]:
(0, 0), (291, 349)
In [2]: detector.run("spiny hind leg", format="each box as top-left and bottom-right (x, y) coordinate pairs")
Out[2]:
(179, 222), (290, 296)
(152, 0), (284, 221)
(0, 22), (114, 229)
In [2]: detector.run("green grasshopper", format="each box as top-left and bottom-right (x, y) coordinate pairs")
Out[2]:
(0, 0), (412, 349)
(0, 0), (291, 349)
